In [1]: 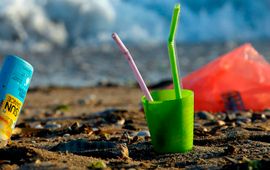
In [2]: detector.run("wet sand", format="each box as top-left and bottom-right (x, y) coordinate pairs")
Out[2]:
(0, 86), (270, 169)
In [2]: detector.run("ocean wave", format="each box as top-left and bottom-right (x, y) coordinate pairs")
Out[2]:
(0, 0), (269, 51)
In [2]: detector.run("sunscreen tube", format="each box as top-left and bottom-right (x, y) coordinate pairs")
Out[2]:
(0, 55), (33, 146)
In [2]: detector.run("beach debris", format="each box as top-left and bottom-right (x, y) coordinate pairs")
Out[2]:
(167, 3), (183, 99)
(0, 55), (34, 146)
(174, 44), (270, 112)
(50, 139), (128, 159)
(112, 33), (153, 101)
(88, 160), (107, 169)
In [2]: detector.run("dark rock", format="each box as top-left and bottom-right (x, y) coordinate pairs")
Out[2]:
(70, 122), (81, 130)
(197, 111), (214, 120)
(50, 139), (126, 159)
(252, 113), (267, 121)
(224, 145), (237, 154)
(123, 124), (138, 130)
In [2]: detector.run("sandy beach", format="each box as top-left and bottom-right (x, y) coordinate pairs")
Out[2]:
(0, 86), (269, 169)
(0, 1), (269, 169)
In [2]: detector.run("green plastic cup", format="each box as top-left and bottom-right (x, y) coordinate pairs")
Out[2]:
(141, 89), (194, 153)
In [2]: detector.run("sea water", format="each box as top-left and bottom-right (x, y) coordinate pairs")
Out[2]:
(0, 0), (269, 50)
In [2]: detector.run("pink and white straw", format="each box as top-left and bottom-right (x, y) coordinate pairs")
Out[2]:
(112, 33), (153, 101)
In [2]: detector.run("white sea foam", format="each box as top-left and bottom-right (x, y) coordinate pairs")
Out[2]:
(0, 0), (269, 52)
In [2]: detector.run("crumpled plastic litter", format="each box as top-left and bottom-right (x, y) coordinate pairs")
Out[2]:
(174, 43), (270, 112)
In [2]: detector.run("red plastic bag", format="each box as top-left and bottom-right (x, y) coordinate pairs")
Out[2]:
(179, 43), (270, 112)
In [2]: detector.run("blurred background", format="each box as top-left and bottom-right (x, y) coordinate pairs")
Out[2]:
(0, 0), (269, 87)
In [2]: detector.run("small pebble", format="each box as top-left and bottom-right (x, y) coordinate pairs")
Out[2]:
(63, 134), (71, 137)
(226, 113), (237, 121)
(216, 112), (226, 120)
(34, 124), (43, 129)
(202, 127), (208, 132)
(197, 111), (214, 120)
(88, 160), (107, 169)
(92, 127), (99, 132)
(116, 118), (125, 126)
(44, 123), (61, 129)
(262, 111), (270, 118)
(237, 111), (253, 118)
(35, 159), (41, 164)
(217, 120), (226, 126)
(220, 125), (228, 131)
(237, 117), (251, 123)
(236, 120), (246, 126)
(136, 130), (150, 137)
